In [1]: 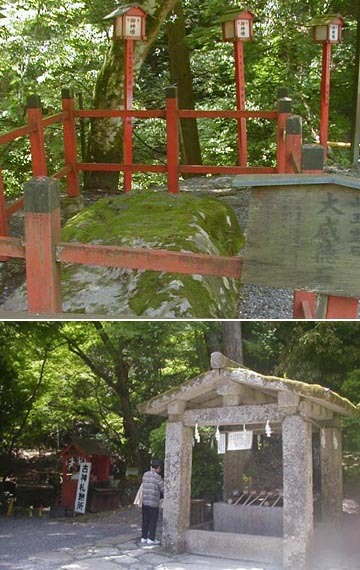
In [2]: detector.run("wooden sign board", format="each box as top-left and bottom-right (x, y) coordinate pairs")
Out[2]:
(242, 184), (360, 298)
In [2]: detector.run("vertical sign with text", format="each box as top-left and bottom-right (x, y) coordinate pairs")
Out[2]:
(74, 462), (91, 514)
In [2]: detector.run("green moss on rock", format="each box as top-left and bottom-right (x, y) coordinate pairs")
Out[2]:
(60, 190), (244, 317)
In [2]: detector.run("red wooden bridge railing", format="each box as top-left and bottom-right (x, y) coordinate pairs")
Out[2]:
(0, 86), (358, 318)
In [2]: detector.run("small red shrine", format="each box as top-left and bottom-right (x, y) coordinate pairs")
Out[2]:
(60, 439), (115, 511)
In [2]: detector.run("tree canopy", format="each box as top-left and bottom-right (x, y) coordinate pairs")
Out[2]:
(1, 320), (360, 477)
(0, 0), (358, 194)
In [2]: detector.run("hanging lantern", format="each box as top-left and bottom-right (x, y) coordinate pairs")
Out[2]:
(310, 14), (344, 45)
(103, 3), (147, 41)
(218, 9), (255, 42)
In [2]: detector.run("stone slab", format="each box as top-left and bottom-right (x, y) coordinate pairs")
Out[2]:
(242, 184), (360, 297)
(213, 502), (283, 537)
(185, 529), (283, 565)
(60, 560), (121, 570)
(232, 174), (360, 190)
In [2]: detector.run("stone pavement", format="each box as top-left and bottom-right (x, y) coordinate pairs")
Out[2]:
(26, 526), (360, 570)
(4, 503), (360, 570)
(29, 533), (282, 570)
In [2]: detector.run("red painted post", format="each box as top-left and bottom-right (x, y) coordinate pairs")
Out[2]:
(293, 291), (316, 319)
(324, 296), (358, 319)
(166, 86), (180, 194)
(24, 177), (62, 314)
(319, 41), (331, 159)
(285, 116), (302, 173)
(234, 39), (247, 167)
(62, 88), (79, 197)
(123, 38), (134, 192)
(277, 97), (292, 174)
(0, 168), (9, 262)
(27, 95), (47, 177)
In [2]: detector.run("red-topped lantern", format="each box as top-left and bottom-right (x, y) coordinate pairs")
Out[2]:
(104, 4), (148, 192)
(310, 14), (344, 159)
(103, 3), (147, 41)
(311, 14), (344, 44)
(218, 9), (255, 168)
(219, 9), (254, 42)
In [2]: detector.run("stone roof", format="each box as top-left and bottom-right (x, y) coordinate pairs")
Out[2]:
(138, 352), (358, 419)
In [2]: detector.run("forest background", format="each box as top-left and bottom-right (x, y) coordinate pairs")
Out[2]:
(1, 320), (360, 499)
(0, 0), (359, 195)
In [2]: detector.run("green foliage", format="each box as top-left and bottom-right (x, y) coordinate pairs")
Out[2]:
(149, 422), (223, 501)
(0, 0), (357, 197)
(191, 429), (223, 501)
(0, 337), (24, 454)
(1, 321), (360, 478)
(148, 422), (166, 459)
(274, 322), (360, 393)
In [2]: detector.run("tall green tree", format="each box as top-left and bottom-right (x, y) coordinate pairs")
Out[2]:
(85, 0), (177, 190)
(166, 0), (202, 170)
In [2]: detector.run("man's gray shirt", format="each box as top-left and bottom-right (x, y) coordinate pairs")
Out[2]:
(142, 469), (164, 508)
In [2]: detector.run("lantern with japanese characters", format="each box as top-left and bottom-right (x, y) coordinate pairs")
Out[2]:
(103, 4), (148, 192)
(103, 3), (147, 41)
(219, 9), (254, 42)
(218, 9), (255, 167)
(310, 14), (344, 156)
(311, 14), (344, 44)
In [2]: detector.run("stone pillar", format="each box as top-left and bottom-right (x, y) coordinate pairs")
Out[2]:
(320, 424), (343, 522)
(162, 419), (193, 552)
(282, 414), (313, 570)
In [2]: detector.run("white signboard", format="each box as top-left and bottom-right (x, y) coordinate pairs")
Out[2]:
(329, 24), (339, 42)
(74, 462), (91, 514)
(217, 433), (226, 455)
(125, 16), (142, 38)
(227, 430), (253, 451)
(236, 19), (250, 39)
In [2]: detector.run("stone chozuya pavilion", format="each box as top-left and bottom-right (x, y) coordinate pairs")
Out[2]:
(138, 352), (359, 570)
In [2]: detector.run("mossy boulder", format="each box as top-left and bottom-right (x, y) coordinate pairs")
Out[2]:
(61, 190), (244, 317)
(2, 190), (244, 317)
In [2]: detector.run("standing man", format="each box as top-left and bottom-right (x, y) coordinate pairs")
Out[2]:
(140, 458), (164, 545)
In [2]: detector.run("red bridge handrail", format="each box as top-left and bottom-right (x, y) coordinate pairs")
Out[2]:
(56, 241), (243, 278)
(0, 124), (34, 145)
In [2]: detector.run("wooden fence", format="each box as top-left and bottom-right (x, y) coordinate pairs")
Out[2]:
(0, 87), (357, 318)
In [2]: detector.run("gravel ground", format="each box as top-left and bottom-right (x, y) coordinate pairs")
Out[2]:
(0, 507), (142, 570)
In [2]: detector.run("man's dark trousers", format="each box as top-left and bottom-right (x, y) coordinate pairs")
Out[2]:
(142, 505), (160, 540)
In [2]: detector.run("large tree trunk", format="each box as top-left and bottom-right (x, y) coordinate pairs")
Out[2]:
(85, 0), (176, 191)
(167, 1), (202, 170)
(222, 321), (243, 364)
